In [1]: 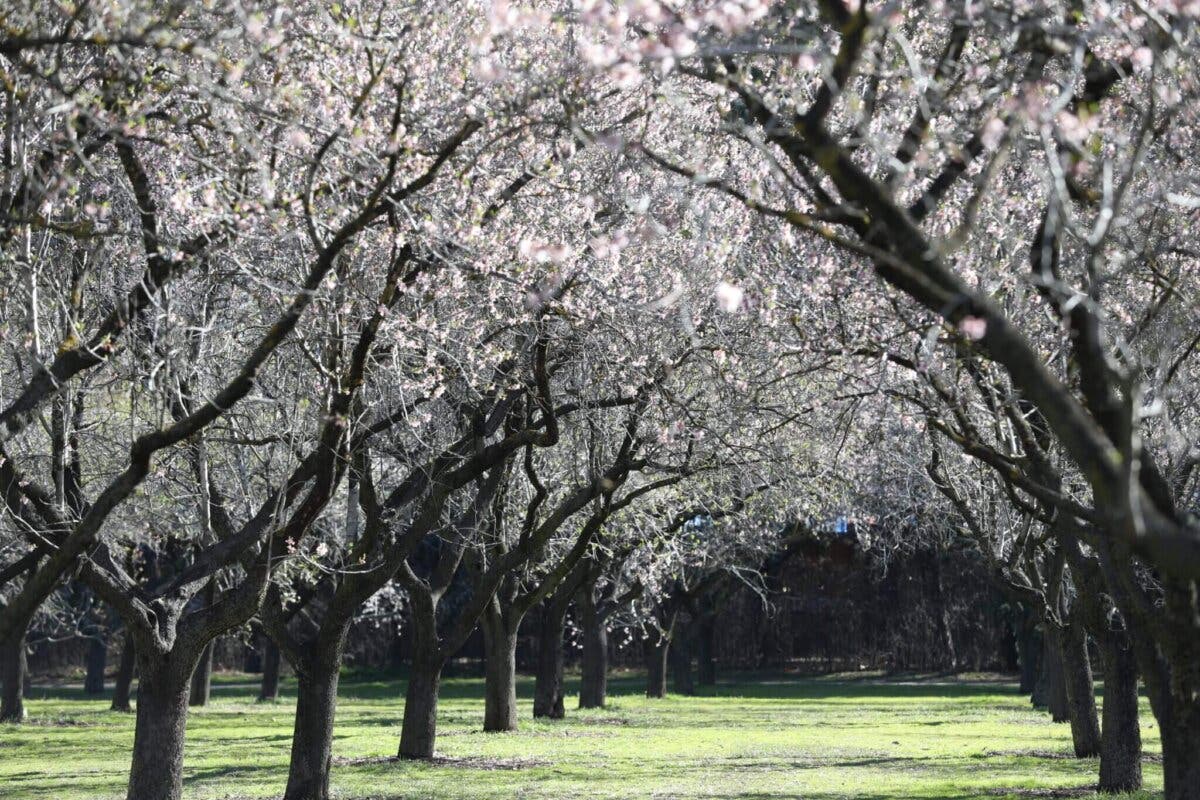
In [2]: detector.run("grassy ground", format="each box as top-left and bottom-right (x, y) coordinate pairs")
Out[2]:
(0, 669), (1162, 799)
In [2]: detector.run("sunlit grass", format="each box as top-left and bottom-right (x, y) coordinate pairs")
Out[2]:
(0, 670), (1163, 799)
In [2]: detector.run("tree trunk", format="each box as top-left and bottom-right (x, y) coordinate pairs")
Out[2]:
(1097, 634), (1141, 793)
(532, 605), (566, 719)
(259, 638), (281, 702)
(1161, 704), (1200, 800)
(126, 655), (191, 800)
(1043, 634), (1069, 722)
(1057, 624), (1101, 757)
(189, 639), (215, 707)
(1, 630), (28, 722)
(696, 615), (716, 686)
(398, 657), (443, 759)
(84, 636), (108, 695)
(670, 626), (694, 696)
(644, 630), (669, 699)
(1018, 621), (1039, 696)
(481, 611), (519, 732)
(111, 632), (135, 712)
(284, 634), (345, 800)
(578, 590), (607, 709)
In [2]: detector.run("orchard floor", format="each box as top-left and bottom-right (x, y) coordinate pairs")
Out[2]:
(0, 670), (1162, 800)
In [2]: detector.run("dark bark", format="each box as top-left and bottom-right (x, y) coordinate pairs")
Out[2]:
(259, 638), (281, 702)
(125, 654), (191, 800)
(1097, 634), (1142, 792)
(696, 614), (716, 686)
(111, 632), (135, 712)
(532, 604), (566, 719)
(481, 608), (519, 732)
(1017, 617), (1040, 696)
(84, 636), (108, 695)
(1, 629), (28, 722)
(283, 629), (347, 800)
(1057, 624), (1102, 757)
(578, 587), (607, 709)
(398, 657), (443, 759)
(1043, 634), (1069, 722)
(644, 630), (669, 699)
(189, 638), (215, 706)
(1161, 707), (1200, 800)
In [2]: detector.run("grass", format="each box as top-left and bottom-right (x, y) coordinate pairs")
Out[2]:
(0, 669), (1163, 799)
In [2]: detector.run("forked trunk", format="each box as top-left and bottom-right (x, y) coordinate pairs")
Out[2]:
(1097, 635), (1141, 793)
(532, 606), (566, 719)
(126, 655), (191, 800)
(398, 657), (442, 759)
(1057, 624), (1101, 757)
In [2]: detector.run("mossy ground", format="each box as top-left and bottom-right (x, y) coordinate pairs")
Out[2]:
(0, 670), (1162, 799)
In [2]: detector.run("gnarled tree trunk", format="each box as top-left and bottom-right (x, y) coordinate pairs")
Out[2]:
(670, 624), (694, 696)
(1043, 634), (1069, 722)
(1057, 624), (1101, 757)
(1097, 634), (1141, 792)
(1161, 706), (1200, 800)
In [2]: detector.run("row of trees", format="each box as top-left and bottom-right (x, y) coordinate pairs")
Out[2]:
(3, 1), (1200, 799)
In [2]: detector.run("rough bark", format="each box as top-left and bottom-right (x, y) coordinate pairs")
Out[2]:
(1, 630), (28, 722)
(532, 604), (566, 719)
(189, 639), (215, 707)
(283, 629), (347, 800)
(259, 638), (281, 702)
(578, 588), (607, 709)
(125, 655), (191, 800)
(398, 657), (443, 759)
(84, 636), (108, 695)
(1097, 634), (1142, 792)
(111, 632), (136, 712)
(1057, 624), (1102, 757)
(1161, 707), (1200, 800)
(481, 609), (519, 732)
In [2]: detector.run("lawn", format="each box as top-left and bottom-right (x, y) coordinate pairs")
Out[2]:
(0, 670), (1163, 799)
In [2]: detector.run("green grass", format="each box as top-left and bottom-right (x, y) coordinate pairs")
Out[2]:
(0, 670), (1163, 799)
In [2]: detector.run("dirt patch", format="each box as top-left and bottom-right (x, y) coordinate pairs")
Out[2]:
(335, 754), (547, 771)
